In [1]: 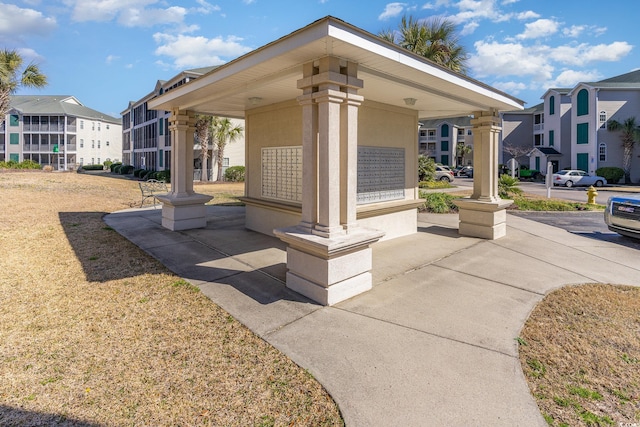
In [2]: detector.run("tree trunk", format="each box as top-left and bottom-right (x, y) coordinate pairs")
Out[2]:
(623, 144), (633, 184)
(217, 146), (225, 182)
(201, 148), (208, 182)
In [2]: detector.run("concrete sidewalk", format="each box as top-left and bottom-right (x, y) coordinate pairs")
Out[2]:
(105, 206), (640, 426)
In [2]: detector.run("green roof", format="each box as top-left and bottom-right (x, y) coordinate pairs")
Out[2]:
(10, 95), (121, 125)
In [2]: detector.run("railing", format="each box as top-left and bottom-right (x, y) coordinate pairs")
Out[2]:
(534, 123), (544, 132)
(23, 124), (66, 132)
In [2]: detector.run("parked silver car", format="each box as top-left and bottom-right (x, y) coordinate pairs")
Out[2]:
(604, 195), (640, 239)
(552, 170), (606, 187)
(435, 165), (455, 182)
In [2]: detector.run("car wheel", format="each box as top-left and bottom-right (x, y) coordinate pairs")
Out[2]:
(565, 180), (573, 188)
(439, 176), (451, 182)
(595, 180), (604, 187)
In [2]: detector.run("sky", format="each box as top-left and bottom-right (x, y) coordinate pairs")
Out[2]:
(2, 0), (639, 118)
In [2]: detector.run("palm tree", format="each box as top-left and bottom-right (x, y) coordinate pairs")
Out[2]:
(379, 15), (468, 74)
(456, 143), (473, 165)
(0, 49), (47, 126)
(194, 114), (214, 182)
(607, 117), (640, 184)
(211, 117), (243, 182)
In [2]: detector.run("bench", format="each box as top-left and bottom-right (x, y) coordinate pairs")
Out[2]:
(139, 179), (168, 208)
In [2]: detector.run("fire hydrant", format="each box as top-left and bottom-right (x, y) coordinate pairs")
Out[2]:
(586, 185), (598, 205)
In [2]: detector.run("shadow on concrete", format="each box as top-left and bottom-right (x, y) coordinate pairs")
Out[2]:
(96, 207), (314, 306)
(0, 405), (102, 427)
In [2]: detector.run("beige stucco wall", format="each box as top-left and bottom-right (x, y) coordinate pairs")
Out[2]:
(243, 99), (420, 239)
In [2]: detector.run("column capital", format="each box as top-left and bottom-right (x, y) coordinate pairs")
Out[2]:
(313, 89), (347, 104)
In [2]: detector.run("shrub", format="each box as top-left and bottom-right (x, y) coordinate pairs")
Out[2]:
(17, 160), (42, 169)
(420, 192), (459, 213)
(418, 155), (436, 182)
(595, 167), (624, 184)
(156, 169), (170, 183)
(498, 174), (523, 199)
(43, 165), (54, 172)
(82, 164), (104, 171)
(224, 166), (245, 182)
(118, 164), (134, 174)
(103, 160), (113, 169)
(110, 162), (122, 172)
(133, 168), (144, 178)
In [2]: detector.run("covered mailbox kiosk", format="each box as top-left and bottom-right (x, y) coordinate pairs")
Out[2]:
(149, 16), (524, 305)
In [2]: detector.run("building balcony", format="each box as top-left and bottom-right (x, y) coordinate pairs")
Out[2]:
(533, 123), (544, 132)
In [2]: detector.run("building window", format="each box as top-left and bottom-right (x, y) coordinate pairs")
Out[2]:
(457, 128), (464, 136)
(534, 134), (543, 146)
(577, 123), (589, 144)
(549, 96), (555, 115)
(10, 153), (19, 162)
(80, 158), (84, 165)
(599, 111), (607, 128)
(549, 130), (555, 147)
(599, 143), (607, 161)
(467, 129), (472, 135)
(9, 114), (19, 126)
(80, 120), (84, 129)
(10, 133), (19, 144)
(98, 123), (101, 131)
(441, 124), (449, 138)
(106, 124), (110, 130)
(92, 122), (95, 131)
(97, 158), (100, 164)
(106, 141), (110, 146)
(80, 139), (84, 148)
(159, 149), (164, 167)
(441, 140), (449, 151)
(92, 140), (95, 148)
(159, 119), (164, 136)
(91, 158), (95, 164)
(98, 141), (101, 149)
(441, 154), (449, 165)
(577, 89), (589, 116)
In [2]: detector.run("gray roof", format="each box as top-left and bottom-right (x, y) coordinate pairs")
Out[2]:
(586, 69), (640, 89)
(10, 95), (121, 124)
(503, 102), (544, 115)
(535, 147), (562, 156)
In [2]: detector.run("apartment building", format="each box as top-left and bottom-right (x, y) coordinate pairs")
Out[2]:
(501, 69), (640, 180)
(121, 67), (245, 180)
(1, 96), (121, 169)
(418, 116), (474, 166)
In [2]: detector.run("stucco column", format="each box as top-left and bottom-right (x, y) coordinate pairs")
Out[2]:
(341, 61), (363, 231)
(274, 57), (383, 306)
(156, 108), (212, 230)
(454, 109), (512, 239)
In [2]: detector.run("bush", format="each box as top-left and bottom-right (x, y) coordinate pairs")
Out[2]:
(418, 155), (436, 182)
(82, 164), (104, 171)
(133, 168), (144, 178)
(595, 167), (624, 184)
(118, 164), (134, 174)
(498, 174), (523, 199)
(0, 160), (41, 169)
(110, 162), (122, 172)
(419, 192), (459, 213)
(224, 166), (245, 182)
(103, 160), (113, 169)
(156, 169), (170, 183)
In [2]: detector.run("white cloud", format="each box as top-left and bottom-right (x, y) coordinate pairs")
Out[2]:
(65, 0), (190, 27)
(469, 40), (554, 82)
(460, 21), (479, 36)
(492, 80), (528, 95)
(194, 0), (221, 14)
(517, 18), (559, 39)
(516, 11), (539, 20)
(547, 69), (602, 87)
(562, 25), (585, 38)
(550, 41), (633, 66)
(0, 3), (56, 39)
(243, 0), (256, 4)
(105, 54), (119, 64)
(153, 32), (253, 68)
(119, 6), (187, 27)
(378, 3), (406, 20)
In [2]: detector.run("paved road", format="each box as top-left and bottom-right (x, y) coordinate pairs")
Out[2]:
(454, 177), (640, 249)
(455, 177), (637, 205)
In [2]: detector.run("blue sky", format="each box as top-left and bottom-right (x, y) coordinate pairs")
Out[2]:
(3, 0), (638, 118)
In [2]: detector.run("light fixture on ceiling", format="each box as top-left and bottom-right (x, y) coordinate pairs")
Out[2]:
(403, 97), (417, 106)
(248, 97), (262, 105)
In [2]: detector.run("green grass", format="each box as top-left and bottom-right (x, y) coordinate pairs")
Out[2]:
(419, 192), (459, 213)
(418, 180), (455, 189)
(513, 196), (605, 211)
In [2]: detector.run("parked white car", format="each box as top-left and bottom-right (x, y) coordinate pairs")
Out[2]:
(552, 170), (607, 187)
(604, 195), (640, 239)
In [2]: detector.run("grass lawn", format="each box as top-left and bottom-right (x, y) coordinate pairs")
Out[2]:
(0, 171), (342, 426)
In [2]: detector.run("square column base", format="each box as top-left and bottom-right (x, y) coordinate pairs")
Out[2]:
(274, 226), (384, 305)
(156, 193), (213, 231)
(453, 198), (513, 240)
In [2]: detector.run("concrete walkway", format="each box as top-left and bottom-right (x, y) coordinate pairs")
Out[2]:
(105, 206), (640, 426)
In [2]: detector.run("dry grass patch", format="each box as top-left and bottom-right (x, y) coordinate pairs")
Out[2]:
(0, 171), (342, 426)
(519, 284), (640, 426)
